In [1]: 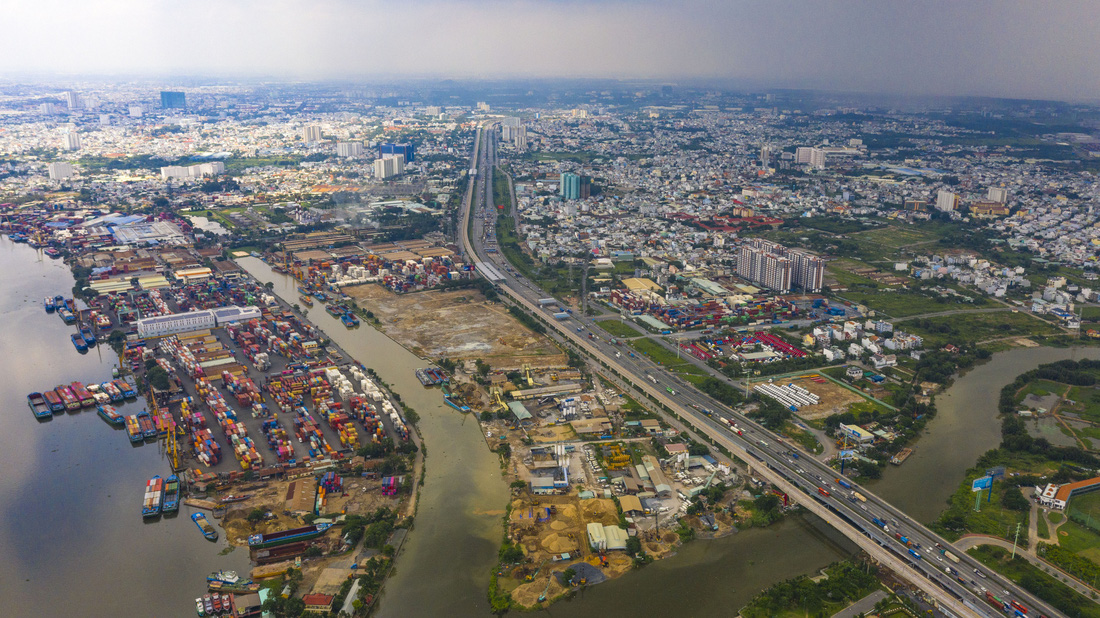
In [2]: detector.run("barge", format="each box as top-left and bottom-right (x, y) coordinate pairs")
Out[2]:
(137, 410), (157, 440)
(71, 333), (88, 352)
(162, 475), (181, 513)
(42, 389), (65, 413)
(124, 415), (143, 442)
(193, 513), (219, 541)
(97, 404), (124, 426)
(55, 385), (81, 411)
(27, 392), (52, 419)
(79, 326), (97, 346)
(70, 382), (95, 408)
(142, 476), (164, 518)
(247, 523), (332, 549)
(890, 447), (913, 465)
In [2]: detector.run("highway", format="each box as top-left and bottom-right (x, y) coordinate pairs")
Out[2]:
(458, 126), (1063, 618)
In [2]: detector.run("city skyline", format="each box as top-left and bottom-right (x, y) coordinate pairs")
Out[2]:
(3, 0), (1100, 101)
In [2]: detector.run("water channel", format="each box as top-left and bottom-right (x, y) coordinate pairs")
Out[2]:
(3, 242), (1092, 617)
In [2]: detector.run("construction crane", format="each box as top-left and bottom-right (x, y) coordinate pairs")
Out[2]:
(153, 387), (181, 471)
(537, 570), (554, 603)
(526, 559), (548, 582)
(522, 363), (535, 387)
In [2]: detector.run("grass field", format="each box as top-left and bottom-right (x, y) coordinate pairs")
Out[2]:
(934, 476), (1030, 542)
(1056, 520), (1100, 564)
(851, 225), (940, 249)
(1017, 379), (1069, 401)
(596, 320), (643, 339)
(839, 289), (959, 318)
(905, 311), (1063, 347)
(1066, 385), (1100, 423)
(629, 338), (683, 366)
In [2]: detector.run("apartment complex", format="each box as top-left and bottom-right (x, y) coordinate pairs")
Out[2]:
(737, 238), (824, 292)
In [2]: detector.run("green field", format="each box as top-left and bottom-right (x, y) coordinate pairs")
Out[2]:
(596, 320), (643, 339)
(839, 289), (960, 318)
(851, 225), (940, 249)
(1066, 385), (1100, 423)
(1017, 379), (1069, 401)
(933, 475), (1029, 542)
(904, 311), (1062, 347)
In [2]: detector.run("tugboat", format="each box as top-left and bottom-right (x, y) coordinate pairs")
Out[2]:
(206, 570), (239, 584)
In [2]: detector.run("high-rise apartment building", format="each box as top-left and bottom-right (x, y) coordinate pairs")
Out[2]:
(737, 239), (824, 293)
(809, 148), (826, 170)
(373, 155), (405, 179)
(560, 172), (581, 200)
(302, 125), (323, 143)
(760, 145), (773, 167)
(61, 133), (82, 151)
(336, 141), (364, 158)
(160, 91), (187, 109)
(48, 162), (74, 180)
(513, 127), (528, 152)
(795, 147), (814, 164)
(987, 187), (1009, 203)
(378, 142), (414, 163)
(64, 91), (82, 110)
(39, 102), (57, 115)
(935, 189), (958, 212)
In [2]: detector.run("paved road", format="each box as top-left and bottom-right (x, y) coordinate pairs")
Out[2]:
(832, 590), (889, 618)
(458, 128), (1058, 618)
(890, 307), (1016, 323)
(954, 534), (1100, 600)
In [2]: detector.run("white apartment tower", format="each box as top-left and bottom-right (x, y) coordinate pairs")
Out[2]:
(48, 162), (75, 180)
(302, 125), (323, 143)
(373, 154), (405, 179)
(987, 187), (1009, 203)
(336, 141), (364, 158)
(935, 189), (958, 212)
(61, 133), (82, 151)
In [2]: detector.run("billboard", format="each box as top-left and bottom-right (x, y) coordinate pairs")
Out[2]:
(971, 476), (993, 492)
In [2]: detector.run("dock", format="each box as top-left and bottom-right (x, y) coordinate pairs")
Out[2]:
(183, 498), (221, 510)
(890, 447), (913, 465)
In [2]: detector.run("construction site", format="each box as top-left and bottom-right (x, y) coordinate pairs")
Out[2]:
(749, 373), (868, 421)
(342, 284), (566, 368)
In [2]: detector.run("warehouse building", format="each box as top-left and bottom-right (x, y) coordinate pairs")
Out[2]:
(136, 305), (262, 338)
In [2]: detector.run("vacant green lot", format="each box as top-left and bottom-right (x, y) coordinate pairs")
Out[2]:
(839, 289), (957, 318)
(1017, 379), (1069, 401)
(1082, 306), (1100, 321)
(905, 311), (1062, 347)
(851, 225), (940, 249)
(596, 320), (643, 339)
(1066, 385), (1100, 423)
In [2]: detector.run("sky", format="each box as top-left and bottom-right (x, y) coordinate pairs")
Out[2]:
(4, 0), (1099, 101)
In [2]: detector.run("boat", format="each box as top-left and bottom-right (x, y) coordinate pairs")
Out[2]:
(203, 595), (214, 616)
(44, 297), (55, 313)
(27, 392), (52, 419)
(137, 410), (157, 440)
(79, 326), (97, 346)
(43, 389), (65, 412)
(142, 475), (164, 518)
(97, 404), (124, 426)
(113, 378), (137, 398)
(219, 494), (251, 504)
(313, 291), (328, 301)
(207, 570), (240, 584)
(162, 475), (180, 513)
(53, 294), (64, 306)
(102, 381), (124, 402)
(192, 513), (219, 541)
(208, 580), (260, 593)
(112, 366), (120, 378)
(212, 593), (222, 614)
(890, 447), (913, 465)
(325, 304), (343, 316)
(124, 415), (143, 442)
(59, 308), (75, 323)
(298, 295), (313, 307)
(70, 382), (95, 407)
(195, 597), (205, 617)
(44, 247), (61, 259)
(341, 313), (359, 327)
(71, 333), (88, 352)
(55, 385), (80, 411)
(415, 368), (433, 386)
(247, 523), (333, 549)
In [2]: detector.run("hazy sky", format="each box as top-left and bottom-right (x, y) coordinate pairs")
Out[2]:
(4, 0), (1099, 100)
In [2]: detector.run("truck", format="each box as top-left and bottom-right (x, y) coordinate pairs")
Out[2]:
(835, 478), (854, 490)
(943, 550), (960, 564)
(647, 375), (658, 384)
(852, 491), (866, 503)
(872, 517), (886, 528)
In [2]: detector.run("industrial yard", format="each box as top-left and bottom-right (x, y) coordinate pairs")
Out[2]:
(750, 374), (868, 420)
(342, 284), (566, 368)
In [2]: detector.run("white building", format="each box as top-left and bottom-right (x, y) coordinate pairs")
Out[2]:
(48, 162), (75, 181)
(64, 91), (82, 110)
(302, 125), (323, 143)
(136, 305), (261, 338)
(373, 154), (405, 179)
(987, 187), (1009, 203)
(809, 148), (826, 170)
(336, 141), (364, 158)
(936, 190), (958, 212)
(160, 162), (225, 180)
(128, 105), (144, 118)
(61, 133), (82, 151)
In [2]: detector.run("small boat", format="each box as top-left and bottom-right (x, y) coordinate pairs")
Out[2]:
(212, 593), (222, 613)
(206, 570), (239, 584)
(79, 326), (97, 346)
(43, 390), (65, 412)
(27, 393), (52, 419)
(162, 475), (180, 513)
(341, 314), (359, 328)
(112, 366), (120, 378)
(298, 295), (313, 307)
(195, 597), (206, 616)
(97, 404), (124, 426)
(44, 247), (61, 259)
(219, 494), (251, 504)
(313, 291), (328, 301)
(142, 475), (164, 518)
(203, 595), (214, 616)
(193, 513), (219, 541)
(44, 297), (55, 313)
(71, 333), (88, 352)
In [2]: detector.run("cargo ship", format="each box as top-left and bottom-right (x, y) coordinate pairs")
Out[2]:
(192, 513), (219, 541)
(97, 404), (124, 426)
(206, 570), (241, 584)
(341, 313), (359, 327)
(59, 308), (75, 323)
(55, 385), (81, 411)
(114, 378), (137, 398)
(247, 523), (332, 549)
(162, 475), (181, 513)
(137, 410), (157, 440)
(70, 382), (95, 408)
(44, 247), (61, 259)
(142, 476), (164, 518)
(79, 326), (97, 346)
(27, 392), (52, 419)
(44, 297), (55, 313)
(298, 294), (313, 307)
(208, 580), (260, 594)
(102, 381), (124, 402)
(42, 390), (65, 413)
(124, 415), (144, 442)
(71, 333), (88, 352)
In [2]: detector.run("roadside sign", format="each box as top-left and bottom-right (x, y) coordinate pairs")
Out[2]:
(972, 476), (993, 492)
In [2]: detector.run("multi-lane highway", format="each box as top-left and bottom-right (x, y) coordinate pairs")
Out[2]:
(458, 125), (1061, 618)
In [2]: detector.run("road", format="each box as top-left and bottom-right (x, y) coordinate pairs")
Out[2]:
(458, 127), (1061, 618)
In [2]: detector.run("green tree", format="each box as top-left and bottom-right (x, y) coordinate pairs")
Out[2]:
(561, 567), (577, 585)
(146, 365), (171, 391)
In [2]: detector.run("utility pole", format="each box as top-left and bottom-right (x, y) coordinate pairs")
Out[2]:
(1011, 522), (1021, 559)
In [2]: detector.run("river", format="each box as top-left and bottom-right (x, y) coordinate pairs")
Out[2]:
(0, 238), (250, 617)
(869, 345), (1100, 524)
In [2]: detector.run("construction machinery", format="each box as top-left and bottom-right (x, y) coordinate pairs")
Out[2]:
(489, 385), (509, 414)
(522, 363), (535, 387)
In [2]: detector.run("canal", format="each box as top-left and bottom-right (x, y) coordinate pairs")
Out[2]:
(0, 238), (250, 617)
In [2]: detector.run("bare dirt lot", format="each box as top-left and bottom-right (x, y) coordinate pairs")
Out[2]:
(343, 285), (565, 369)
(751, 374), (866, 420)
